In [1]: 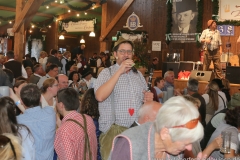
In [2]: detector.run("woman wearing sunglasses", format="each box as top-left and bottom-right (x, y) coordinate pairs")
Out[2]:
(0, 97), (35, 160)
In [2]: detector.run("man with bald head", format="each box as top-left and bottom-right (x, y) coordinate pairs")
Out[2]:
(56, 74), (69, 89)
(131, 101), (162, 127)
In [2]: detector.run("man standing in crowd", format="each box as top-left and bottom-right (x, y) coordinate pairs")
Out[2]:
(172, 0), (197, 34)
(61, 51), (71, 75)
(0, 68), (13, 87)
(47, 49), (63, 68)
(29, 64), (44, 84)
(94, 37), (153, 159)
(200, 20), (223, 79)
(37, 64), (59, 88)
(54, 88), (97, 159)
(17, 84), (56, 160)
(149, 57), (159, 70)
(3, 50), (28, 79)
(187, 78), (206, 127)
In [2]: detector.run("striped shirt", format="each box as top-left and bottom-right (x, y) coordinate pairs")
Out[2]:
(200, 29), (222, 51)
(54, 111), (97, 160)
(94, 64), (147, 133)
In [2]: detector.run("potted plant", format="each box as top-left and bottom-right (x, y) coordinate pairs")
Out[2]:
(133, 39), (151, 75)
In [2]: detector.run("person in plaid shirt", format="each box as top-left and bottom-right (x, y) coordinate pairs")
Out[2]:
(54, 88), (97, 160)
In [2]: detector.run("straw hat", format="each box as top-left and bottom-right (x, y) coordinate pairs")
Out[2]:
(112, 36), (133, 51)
(207, 20), (215, 28)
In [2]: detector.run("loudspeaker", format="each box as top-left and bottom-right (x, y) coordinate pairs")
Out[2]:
(190, 70), (214, 82)
(162, 62), (179, 79)
(226, 66), (240, 84)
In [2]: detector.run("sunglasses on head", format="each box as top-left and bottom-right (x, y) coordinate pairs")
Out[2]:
(0, 135), (17, 159)
(170, 117), (199, 129)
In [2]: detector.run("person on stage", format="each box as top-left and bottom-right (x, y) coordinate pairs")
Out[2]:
(200, 20), (223, 79)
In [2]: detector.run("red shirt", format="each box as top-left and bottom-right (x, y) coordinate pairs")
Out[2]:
(54, 111), (97, 160)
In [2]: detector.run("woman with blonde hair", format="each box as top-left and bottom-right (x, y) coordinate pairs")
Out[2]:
(202, 81), (221, 123)
(41, 78), (59, 108)
(0, 133), (22, 160)
(39, 51), (48, 71)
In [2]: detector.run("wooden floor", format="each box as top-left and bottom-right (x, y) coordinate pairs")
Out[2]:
(152, 70), (240, 96)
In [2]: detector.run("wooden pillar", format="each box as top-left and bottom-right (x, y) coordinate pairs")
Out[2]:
(13, 0), (44, 61)
(100, 3), (107, 52)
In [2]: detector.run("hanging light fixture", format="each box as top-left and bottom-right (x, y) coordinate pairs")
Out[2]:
(89, 31), (95, 37)
(59, 35), (64, 40)
(80, 36), (85, 43)
(40, 26), (48, 33)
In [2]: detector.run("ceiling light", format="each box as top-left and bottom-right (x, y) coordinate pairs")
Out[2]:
(89, 31), (95, 37)
(46, 6), (49, 9)
(40, 26), (48, 33)
(9, 21), (12, 24)
(29, 30), (32, 33)
(85, 12), (87, 15)
(68, 10), (71, 13)
(55, 0), (57, 2)
(31, 25), (34, 28)
(80, 36), (85, 43)
(60, 1), (63, 4)
(60, 28), (67, 34)
(48, 25), (51, 28)
(77, 14), (80, 17)
(59, 35), (64, 40)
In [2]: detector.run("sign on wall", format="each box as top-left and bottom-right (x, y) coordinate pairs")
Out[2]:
(61, 20), (94, 32)
(123, 12), (143, 31)
(217, 25), (234, 36)
(219, 0), (240, 21)
(152, 41), (161, 51)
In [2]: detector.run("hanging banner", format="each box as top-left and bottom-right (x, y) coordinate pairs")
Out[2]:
(217, 25), (234, 36)
(62, 20), (94, 32)
(219, 0), (240, 21)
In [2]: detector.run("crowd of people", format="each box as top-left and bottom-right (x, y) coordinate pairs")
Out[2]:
(0, 37), (240, 160)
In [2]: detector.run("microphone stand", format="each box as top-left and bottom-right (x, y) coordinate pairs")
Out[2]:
(226, 29), (232, 66)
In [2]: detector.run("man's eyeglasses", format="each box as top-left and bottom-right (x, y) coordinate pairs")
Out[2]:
(170, 117), (199, 129)
(0, 135), (17, 159)
(117, 49), (133, 55)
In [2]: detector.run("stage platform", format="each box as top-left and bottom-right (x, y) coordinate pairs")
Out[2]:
(152, 70), (240, 96)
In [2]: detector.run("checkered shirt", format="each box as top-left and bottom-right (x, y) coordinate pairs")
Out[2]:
(94, 64), (148, 133)
(54, 111), (97, 160)
(200, 29), (222, 51)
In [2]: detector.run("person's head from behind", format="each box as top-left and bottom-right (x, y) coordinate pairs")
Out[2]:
(187, 78), (198, 94)
(56, 74), (69, 89)
(0, 97), (18, 134)
(69, 65), (78, 73)
(80, 88), (99, 119)
(68, 71), (80, 82)
(20, 84), (41, 108)
(164, 71), (175, 84)
(41, 78), (59, 97)
(50, 49), (58, 57)
(63, 51), (71, 59)
(154, 77), (165, 89)
(40, 51), (47, 58)
(6, 51), (14, 60)
(46, 64), (59, 77)
(13, 80), (27, 98)
(152, 57), (159, 65)
(25, 67), (32, 78)
(175, 0), (196, 29)
(138, 101), (161, 124)
(154, 96), (203, 155)
(80, 44), (85, 50)
(0, 133), (22, 160)
(225, 106), (240, 129)
(56, 88), (80, 116)
(33, 64), (44, 75)
(221, 78), (230, 90)
(3, 69), (14, 84)
(211, 78), (224, 91)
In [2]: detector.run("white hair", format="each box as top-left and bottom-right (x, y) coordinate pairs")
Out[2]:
(154, 96), (203, 143)
(164, 71), (174, 79)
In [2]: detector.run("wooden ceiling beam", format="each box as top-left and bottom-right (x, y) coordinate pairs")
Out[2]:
(0, 5), (52, 18)
(13, 0), (44, 32)
(100, 0), (135, 41)
(50, 2), (101, 16)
